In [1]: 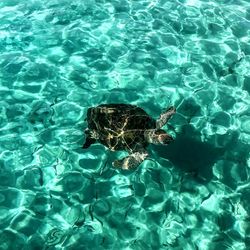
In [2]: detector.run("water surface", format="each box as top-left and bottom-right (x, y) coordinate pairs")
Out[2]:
(0, 0), (250, 249)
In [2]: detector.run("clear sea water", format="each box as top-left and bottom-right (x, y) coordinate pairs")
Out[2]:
(0, 0), (250, 249)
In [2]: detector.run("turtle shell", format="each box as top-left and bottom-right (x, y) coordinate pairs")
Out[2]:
(86, 104), (156, 151)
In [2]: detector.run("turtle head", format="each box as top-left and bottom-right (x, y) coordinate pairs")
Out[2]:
(145, 129), (173, 145)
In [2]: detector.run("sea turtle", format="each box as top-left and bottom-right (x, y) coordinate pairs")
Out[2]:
(83, 104), (176, 170)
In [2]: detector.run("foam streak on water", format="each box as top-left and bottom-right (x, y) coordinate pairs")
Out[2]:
(0, 0), (250, 249)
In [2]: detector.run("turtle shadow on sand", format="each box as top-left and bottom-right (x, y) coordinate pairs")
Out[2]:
(151, 124), (226, 183)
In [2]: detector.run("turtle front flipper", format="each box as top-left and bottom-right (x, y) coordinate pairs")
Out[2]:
(112, 151), (148, 170)
(156, 106), (176, 129)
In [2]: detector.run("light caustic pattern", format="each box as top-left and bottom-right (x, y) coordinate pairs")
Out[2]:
(0, 0), (250, 249)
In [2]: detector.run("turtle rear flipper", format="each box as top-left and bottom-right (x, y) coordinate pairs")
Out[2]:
(112, 151), (148, 170)
(156, 106), (176, 129)
(83, 135), (96, 149)
(82, 129), (97, 149)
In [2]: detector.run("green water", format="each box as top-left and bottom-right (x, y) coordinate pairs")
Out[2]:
(0, 0), (250, 249)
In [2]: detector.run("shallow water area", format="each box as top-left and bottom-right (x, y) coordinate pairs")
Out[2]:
(0, 0), (250, 249)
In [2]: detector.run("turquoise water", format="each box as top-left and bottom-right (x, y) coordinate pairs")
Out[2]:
(0, 0), (250, 249)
